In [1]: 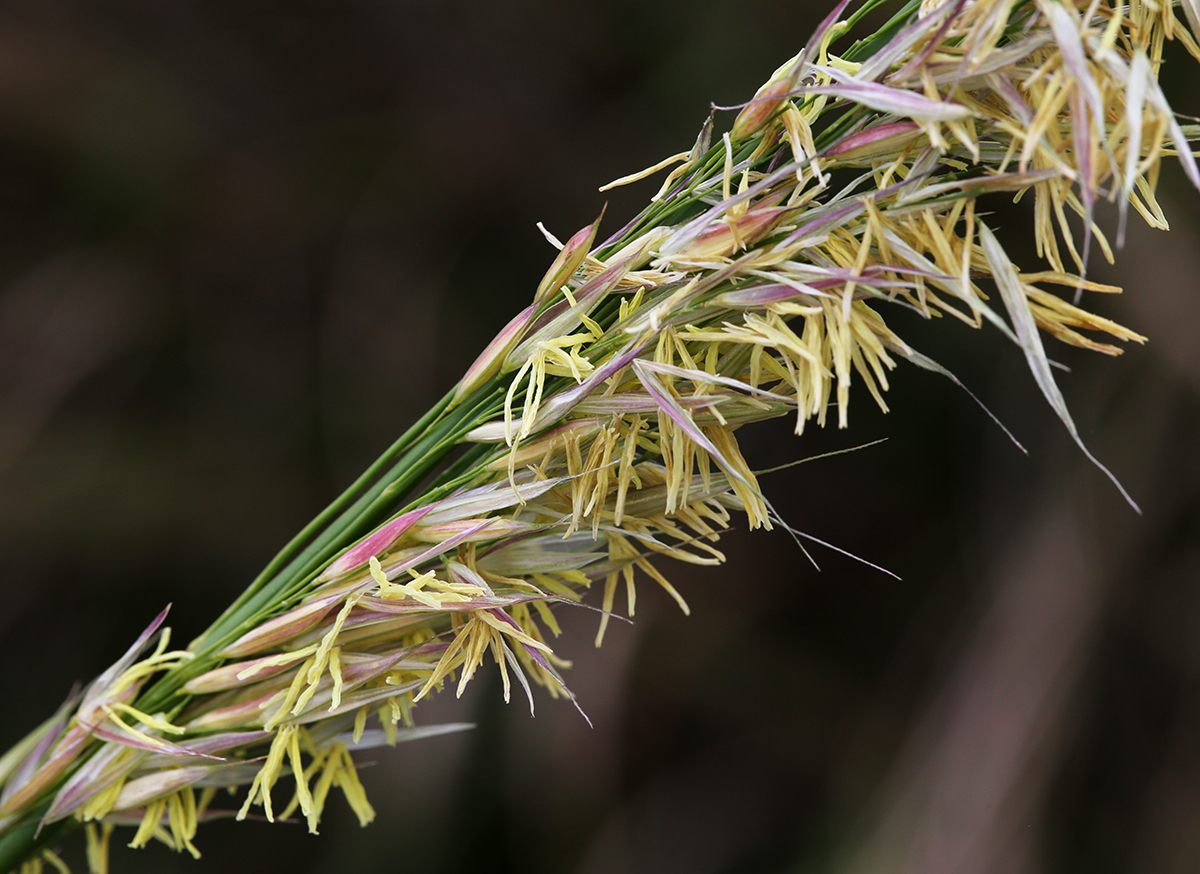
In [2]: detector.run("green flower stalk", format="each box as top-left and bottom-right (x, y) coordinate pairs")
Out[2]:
(2, 0), (1197, 869)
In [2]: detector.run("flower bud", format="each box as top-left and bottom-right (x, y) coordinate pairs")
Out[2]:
(220, 594), (342, 658)
(732, 77), (797, 140)
(671, 206), (790, 262)
(321, 506), (432, 580)
(826, 121), (921, 161)
(112, 766), (210, 812)
(183, 654), (297, 694)
(408, 518), (536, 544)
(452, 304), (536, 405)
(534, 208), (604, 304)
(184, 694), (276, 733)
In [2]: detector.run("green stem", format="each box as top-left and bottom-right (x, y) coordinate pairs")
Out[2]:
(841, 0), (907, 34)
(0, 813), (76, 874)
(191, 385), (459, 650)
(843, 0), (920, 61)
(136, 380), (506, 713)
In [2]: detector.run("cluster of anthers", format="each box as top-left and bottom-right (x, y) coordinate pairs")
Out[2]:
(2, 0), (1197, 870)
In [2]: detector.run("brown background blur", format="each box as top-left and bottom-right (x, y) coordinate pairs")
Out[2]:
(1, 2), (1199, 873)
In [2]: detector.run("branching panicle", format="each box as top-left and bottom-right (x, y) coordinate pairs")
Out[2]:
(1, 1), (1196, 869)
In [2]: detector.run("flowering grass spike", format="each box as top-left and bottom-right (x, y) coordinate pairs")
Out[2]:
(1, 0), (1197, 870)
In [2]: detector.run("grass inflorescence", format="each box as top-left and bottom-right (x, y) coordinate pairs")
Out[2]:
(1, 0), (1197, 870)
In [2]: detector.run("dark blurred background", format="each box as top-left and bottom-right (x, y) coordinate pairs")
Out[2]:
(1, 2), (1199, 873)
